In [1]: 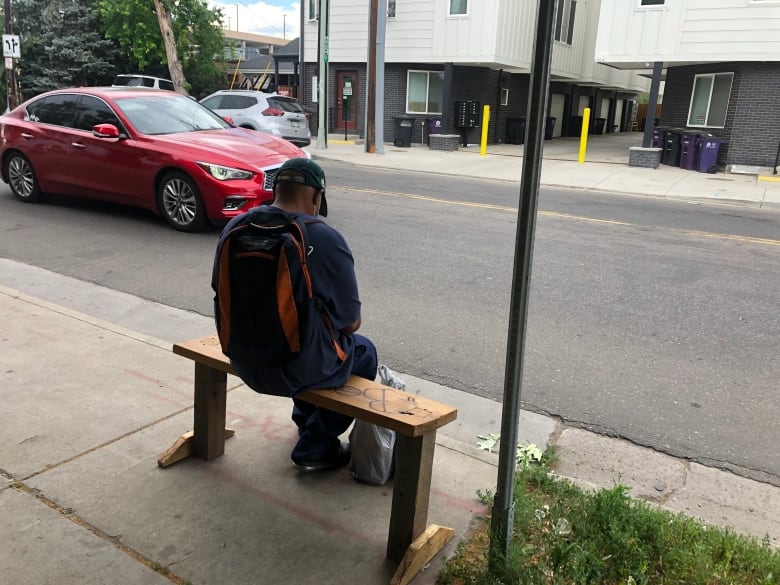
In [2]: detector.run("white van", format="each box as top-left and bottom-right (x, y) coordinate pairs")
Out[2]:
(112, 74), (175, 92)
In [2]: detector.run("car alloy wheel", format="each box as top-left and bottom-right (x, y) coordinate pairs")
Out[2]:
(6, 153), (42, 202)
(158, 171), (206, 232)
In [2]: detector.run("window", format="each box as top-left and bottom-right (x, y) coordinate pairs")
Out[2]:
(25, 95), (79, 127)
(308, 0), (318, 20)
(449, 0), (467, 16)
(640, 0), (664, 5)
(406, 70), (444, 114)
(687, 73), (733, 128)
(74, 96), (121, 131)
(500, 89), (509, 106)
(554, 0), (576, 44)
(388, 0), (396, 17)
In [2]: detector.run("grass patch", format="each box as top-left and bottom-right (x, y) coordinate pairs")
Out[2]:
(438, 459), (778, 585)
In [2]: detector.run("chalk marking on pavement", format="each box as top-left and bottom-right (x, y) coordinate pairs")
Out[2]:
(339, 186), (780, 246)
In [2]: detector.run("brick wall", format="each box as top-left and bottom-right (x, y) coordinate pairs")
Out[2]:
(661, 62), (780, 168)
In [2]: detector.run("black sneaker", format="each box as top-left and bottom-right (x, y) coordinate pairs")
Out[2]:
(292, 442), (352, 472)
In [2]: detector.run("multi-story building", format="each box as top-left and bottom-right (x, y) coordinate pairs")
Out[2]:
(596, 0), (780, 172)
(297, 0), (650, 144)
(222, 29), (289, 61)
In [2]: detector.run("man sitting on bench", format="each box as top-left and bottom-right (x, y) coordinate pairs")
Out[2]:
(212, 158), (378, 473)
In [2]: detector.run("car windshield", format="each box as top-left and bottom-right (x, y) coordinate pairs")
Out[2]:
(113, 94), (231, 135)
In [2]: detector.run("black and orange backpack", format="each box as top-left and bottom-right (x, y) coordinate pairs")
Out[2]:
(212, 208), (341, 369)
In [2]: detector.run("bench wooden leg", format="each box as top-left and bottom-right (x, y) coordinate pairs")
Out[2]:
(387, 432), (437, 562)
(158, 363), (233, 468)
(389, 524), (455, 585)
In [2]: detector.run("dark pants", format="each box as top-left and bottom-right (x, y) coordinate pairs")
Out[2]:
(290, 334), (378, 461)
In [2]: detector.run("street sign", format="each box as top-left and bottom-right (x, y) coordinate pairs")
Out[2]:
(5, 57), (12, 70)
(2, 35), (21, 59)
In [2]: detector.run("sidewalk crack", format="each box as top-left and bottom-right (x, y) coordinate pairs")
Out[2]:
(9, 479), (191, 585)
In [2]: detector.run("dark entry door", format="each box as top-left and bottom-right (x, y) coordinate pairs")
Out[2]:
(336, 71), (358, 132)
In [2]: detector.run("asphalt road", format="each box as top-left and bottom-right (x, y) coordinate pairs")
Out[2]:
(1, 161), (778, 486)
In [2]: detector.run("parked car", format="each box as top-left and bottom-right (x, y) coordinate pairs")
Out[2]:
(200, 90), (311, 147)
(0, 87), (308, 231)
(113, 74), (175, 92)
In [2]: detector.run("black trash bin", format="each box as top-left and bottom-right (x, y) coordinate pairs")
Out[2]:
(651, 126), (668, 149)
(696, 136), (727, 173)
(426, 117), (444, 144)
(393, 116), (414, 148)
(570, 115), (583, 136)
(594, 117), (607, 135)
(679, 130), (705, 170)
(506, 117), (526, 144)
(545, 116), (557, 140)
(662, 128), (682, 166)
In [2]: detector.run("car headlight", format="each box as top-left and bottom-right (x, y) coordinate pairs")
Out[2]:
(196, 162), (254, 181)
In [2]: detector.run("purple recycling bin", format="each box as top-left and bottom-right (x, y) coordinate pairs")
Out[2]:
(679, 131), (704, 170)
(697, 137), (727, 173)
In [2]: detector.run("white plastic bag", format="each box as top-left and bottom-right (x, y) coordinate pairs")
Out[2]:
(348, 365), (405, 485)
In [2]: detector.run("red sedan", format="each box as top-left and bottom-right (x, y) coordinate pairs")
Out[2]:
(0, 87), (308, 231)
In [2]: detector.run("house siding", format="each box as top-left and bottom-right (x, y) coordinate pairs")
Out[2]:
(596, 0), (780, 64)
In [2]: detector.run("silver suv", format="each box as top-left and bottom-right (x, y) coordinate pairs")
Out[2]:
(113, 74), (175, 92)
(200, 90), (311, 147)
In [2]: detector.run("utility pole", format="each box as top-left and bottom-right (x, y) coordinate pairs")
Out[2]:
(298, 0), (304, 100)
(365, 0), (387, 153)
(316, 0), (329, 149)
(365, 0), (377, 152)
(4, 0), (21, 110)
(152, 0), (187, 94)
(374, 0), (386, 153)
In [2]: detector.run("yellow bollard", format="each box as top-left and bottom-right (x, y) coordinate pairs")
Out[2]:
(480, 105), (490, 156)
(578, 107), (591, 164)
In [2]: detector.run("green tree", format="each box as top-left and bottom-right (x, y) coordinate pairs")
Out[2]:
(14, 0), (123, 99)
(97, 0), (227, 95)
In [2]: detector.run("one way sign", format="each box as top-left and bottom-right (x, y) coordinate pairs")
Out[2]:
(3, 35), (21, 59)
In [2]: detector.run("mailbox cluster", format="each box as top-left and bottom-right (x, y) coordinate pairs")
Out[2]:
(454, 100), (481, 129)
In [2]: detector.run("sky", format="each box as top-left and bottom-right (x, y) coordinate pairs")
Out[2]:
(208, 1), (302, 39)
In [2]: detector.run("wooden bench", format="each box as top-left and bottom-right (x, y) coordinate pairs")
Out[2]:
(160, 334), (458, 585)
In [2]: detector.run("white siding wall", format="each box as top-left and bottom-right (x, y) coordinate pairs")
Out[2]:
(300, 0), (651, 93)
(386, 0), (436, 61)
(431, 0), (500, 62)
(494, 0), (535, 68)
(596, 0), (780, 63)
(552, 0), (596, 79)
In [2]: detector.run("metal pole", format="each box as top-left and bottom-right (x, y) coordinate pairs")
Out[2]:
(642, 61), (663, 148)
(489, 0), (555, 570)
(316, 0), (329, 149)
(365, 0), (378, 152)
(374, 0), (386, 153)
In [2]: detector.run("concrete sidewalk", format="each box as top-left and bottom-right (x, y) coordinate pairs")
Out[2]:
(311, 132), (780, 210)
(1, 259), (778, 585)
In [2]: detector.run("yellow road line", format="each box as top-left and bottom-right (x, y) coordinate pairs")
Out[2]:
(339, 186), (780, 246)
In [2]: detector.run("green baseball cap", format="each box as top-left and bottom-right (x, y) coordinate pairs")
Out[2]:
(272, 157), (328, 216)
(273, 157), (326, 191)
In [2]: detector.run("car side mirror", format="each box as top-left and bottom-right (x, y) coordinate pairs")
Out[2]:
(93, 124), (121, 138)
(222, 116), (235, 126)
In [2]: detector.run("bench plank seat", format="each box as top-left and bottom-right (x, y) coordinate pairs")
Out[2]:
(162, 334), (458, 583)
